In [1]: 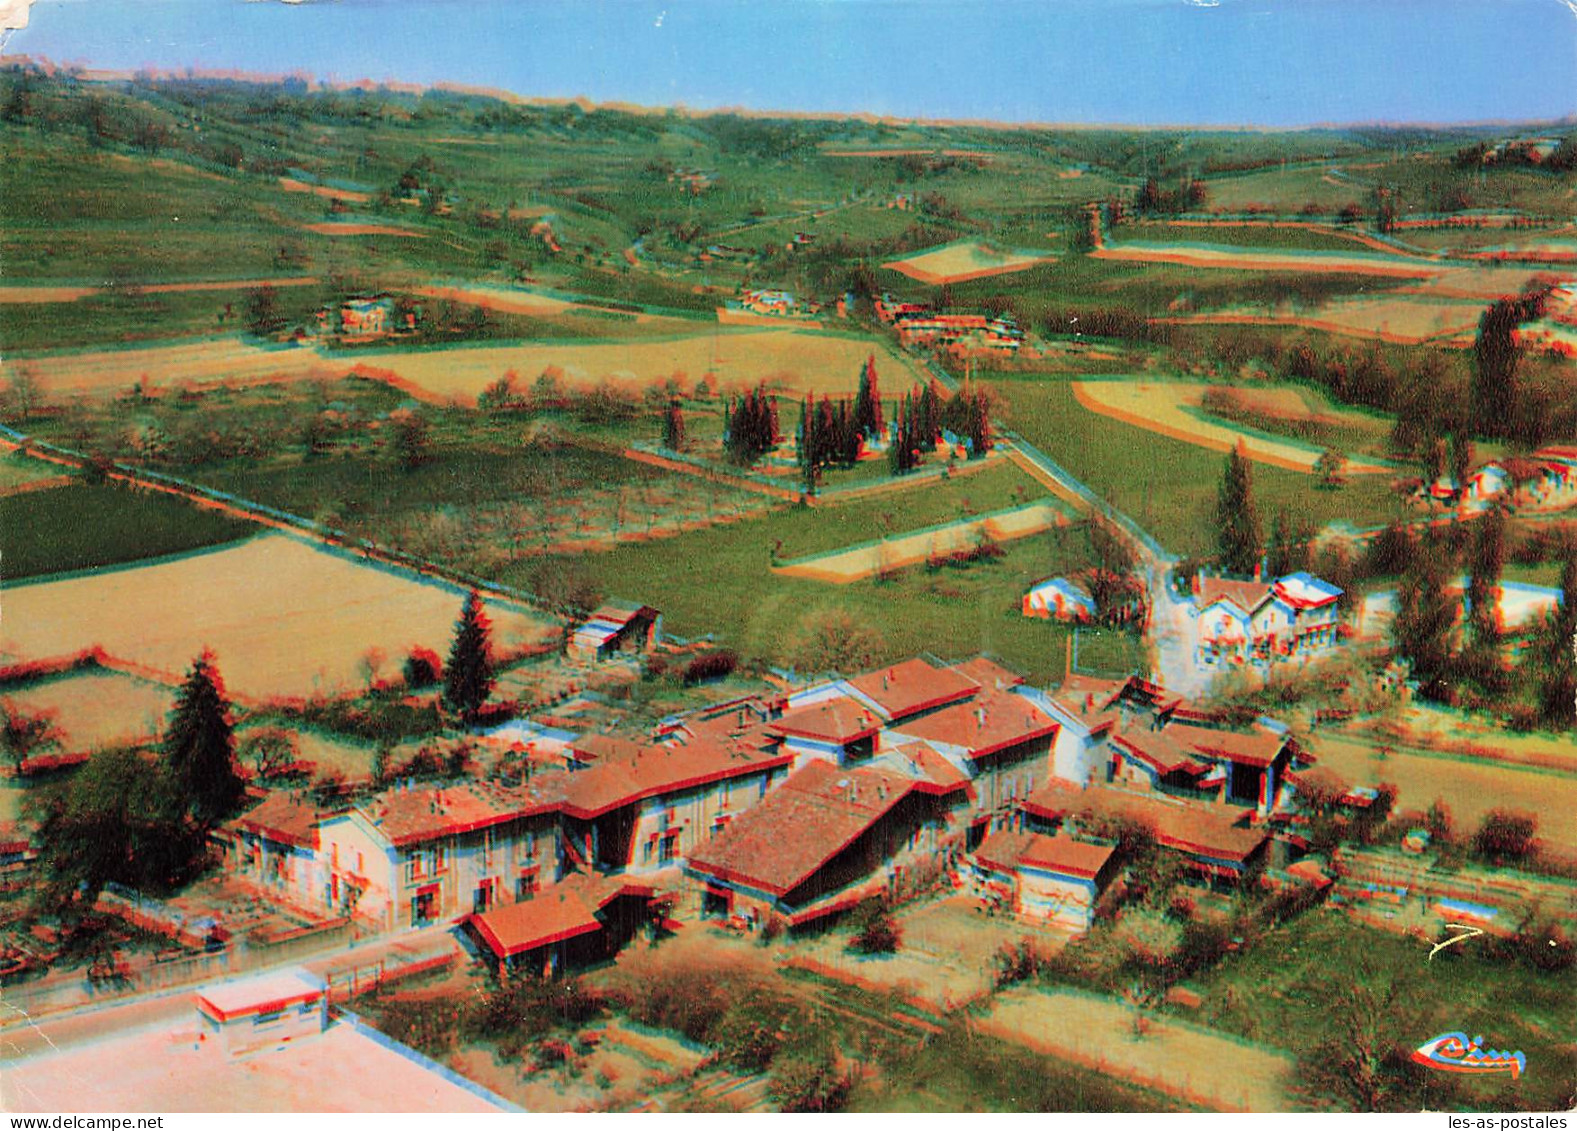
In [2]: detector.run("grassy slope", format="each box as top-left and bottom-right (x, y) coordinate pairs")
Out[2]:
(988, 374), (1406, 558)
(1183, 911), (1575, 1113)
(0, 483), (257, 581)
(507, 461), (1140, 682)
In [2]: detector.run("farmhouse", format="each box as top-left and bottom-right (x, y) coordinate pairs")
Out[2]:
(965, 829), (1118, 932)
(738, 288), (799, 315)
(317, 778), (566, 932)
(1038, 673), (1304, 818)
(463, 871), (654, 976)
(686, 759), (954, 927)
(223, 791), (328, 916)
(1055, 786), (1272, 884)
(1192, 570), (1343, 667)
(1022, 576), (1096, 622)
(567, 600), (662, 664)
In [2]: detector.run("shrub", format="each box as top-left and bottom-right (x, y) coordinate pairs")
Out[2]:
(465, 970), (604, 1058)
(712, 988), (804, 1073)
(682, 650), (738, 686)
(847, 898), (902, 955)
(1471, 809), (1538, 864)
(993, 938), (1046, 987)
(770, 1047), (853, 1113)
(402, 647), (442, 688)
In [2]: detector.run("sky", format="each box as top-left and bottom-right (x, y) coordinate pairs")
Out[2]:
(4, 0), (1575, 128)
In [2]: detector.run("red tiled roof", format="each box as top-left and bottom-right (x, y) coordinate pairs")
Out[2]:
(232, 791), (322, 850)
(359, 779), (561, 847)
(768, 697), (881, 745)
(1197, 578), (1271, 614)
(467, 882), (599, 960)
(888, 740), (973, 796)
(1113, 729), (1208, 776)
(846, 658), (979, 721)
(1074, 787), (1268, 863)
(569, 733), (644, 763)
(1045, 674), (1127, 730)
(1020, 778), (1082, 822)
(689, 761), (917, 897)
(950, 655), (1026, 690)
(558, 735), (792, 820)
(887, 685), (1057, 759)
(974, 829), (1115, 880)
(1166, 721), (1287, 768)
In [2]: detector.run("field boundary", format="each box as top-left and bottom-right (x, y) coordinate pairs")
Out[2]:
(0, 425), (557, 621)
(1069, 380), (1390, 476)
(771, 499), (1069, 583)
(1150, 310), (1476, 349)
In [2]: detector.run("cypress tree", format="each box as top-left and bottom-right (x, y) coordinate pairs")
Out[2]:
(164, 651), (243, 827)
(662, 398), (685, 452)
(1464, 505), (1507, 687)
(918, 381), (941, 446)
(1215, 442), (1263, 575)
(444, 591), (495, 725)
(1394, 533), (1459, 700)
(855, 354), (884, 438)
(1535, 555), (1577, 728)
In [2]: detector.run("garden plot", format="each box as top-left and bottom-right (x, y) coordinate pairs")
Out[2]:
(981, 986), (1293, 1112)
(772, 500), (1071, 583)
(1071, 380), (1391, 474)
(885, 241), (1055, 285)
(0, 533), (555, 704)
(1, 669), (172, 755)
(1309, 735), (1577, 854)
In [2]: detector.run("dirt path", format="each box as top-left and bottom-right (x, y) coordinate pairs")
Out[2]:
(981, 987), (1294, 1112)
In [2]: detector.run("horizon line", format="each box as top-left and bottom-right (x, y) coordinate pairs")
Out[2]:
(4, 54), (1574, 135)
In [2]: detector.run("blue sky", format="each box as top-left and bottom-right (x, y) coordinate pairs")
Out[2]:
(6, 0), (1575, 127)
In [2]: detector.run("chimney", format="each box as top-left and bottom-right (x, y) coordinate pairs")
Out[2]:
(1084, 693), (1094, 714)
(1191, 572), (1202, 598)
(975, 706), (986, 728)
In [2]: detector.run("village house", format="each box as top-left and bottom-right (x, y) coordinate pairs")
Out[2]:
(462, 871), (655, 976)
(552, 725), (793, 876)
(566, 601), (662, 664)
(315, 778), (567, 932)
(964, 828), (1118, 932)
(1037, 673), (1305, 818)
(1192, 570), (1344, 667)
(686, 759), (960, 929)
(1019, 781), (1272, 886)
(223, 791), (328, 917)
(1022, 576), (1096, 622)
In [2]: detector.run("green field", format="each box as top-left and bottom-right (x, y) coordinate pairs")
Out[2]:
(1118, 221), (1380, 253)
(508, 460), (1141, 682)
(0, 449), (66, 490)
(988, 374), (1406, 558)
(0, 482), (257, 582)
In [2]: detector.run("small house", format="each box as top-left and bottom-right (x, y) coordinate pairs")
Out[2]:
(1023, 577), (1096, 622)
(567, 601), (662, 664)
(966, 829), (1117, 933)
(196, 969), (327, 1058)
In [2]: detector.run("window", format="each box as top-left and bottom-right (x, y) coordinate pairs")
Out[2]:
(659, 831), (679, 863)
(517, 869), (540, 900)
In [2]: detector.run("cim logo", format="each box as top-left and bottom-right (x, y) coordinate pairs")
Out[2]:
(1412, 1032), (1527, 1080)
